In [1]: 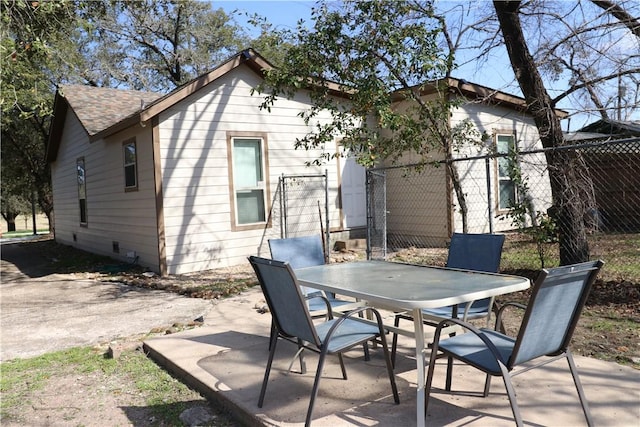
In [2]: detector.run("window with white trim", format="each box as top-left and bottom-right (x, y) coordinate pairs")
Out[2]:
(496, 133), (517, 210)
(231, 137), (267, 226)
(77, 157), (88, 224)
(123, 139), (137, 190)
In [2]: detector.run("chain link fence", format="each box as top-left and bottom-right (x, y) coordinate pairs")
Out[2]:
(367, 138), (640, 282)
(258, 173), (330, 257)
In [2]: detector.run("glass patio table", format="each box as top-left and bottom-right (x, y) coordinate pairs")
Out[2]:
(295, 260), (530, 427)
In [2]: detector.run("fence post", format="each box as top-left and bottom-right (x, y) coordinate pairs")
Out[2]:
(324, 169), (330, 262)
(485, 157), (494, 234)
(366, 169), (371, 260)
(280, 174), (286, 238)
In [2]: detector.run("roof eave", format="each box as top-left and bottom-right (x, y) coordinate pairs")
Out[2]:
(46, 90), (69, 163)
(450, 78), (569, 119)
(391, 77), (568, 119)
(89, 113), (142, 142)
(139, 48), (273, 123)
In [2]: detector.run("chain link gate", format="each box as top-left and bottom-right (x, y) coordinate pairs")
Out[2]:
(261, 172), (330, 259)
(366, 169), (387, 260)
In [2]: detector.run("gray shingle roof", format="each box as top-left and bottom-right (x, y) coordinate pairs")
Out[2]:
(59, 85), (161, 136)
(577, 118), (640, 136)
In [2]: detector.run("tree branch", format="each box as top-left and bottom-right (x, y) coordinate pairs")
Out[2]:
(591, 0), (640, 38)
(552, 67), (640, 105)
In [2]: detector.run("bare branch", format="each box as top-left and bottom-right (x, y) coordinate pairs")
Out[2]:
(552, 67), (640, 105)
(591, 0), (640, 38)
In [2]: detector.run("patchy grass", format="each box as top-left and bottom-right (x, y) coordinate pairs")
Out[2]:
(1, 347), (104, 414)
(0, 346), (237, 426)
(500, 232), (640, 283)
(1, 230), (49, 238)
(575, 311), (639, 366)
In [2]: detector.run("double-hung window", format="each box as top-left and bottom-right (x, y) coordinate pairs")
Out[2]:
(496, 133), (517, 210)
(123, 139), (137, 190)
(229, 135), (269, 229)
(77, 158), (88, 224)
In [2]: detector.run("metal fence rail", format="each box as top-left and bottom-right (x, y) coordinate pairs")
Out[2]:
(366, 138), (640, 279)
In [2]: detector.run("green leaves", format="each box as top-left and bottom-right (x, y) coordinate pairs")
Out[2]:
(76, 0), (247, 92)
(258, 0), (462, 168)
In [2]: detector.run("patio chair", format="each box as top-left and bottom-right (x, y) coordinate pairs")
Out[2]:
(391, 233), (505, 366)
(425, 260), (604, 427)
(249, 256), (400, 427)
(268, 235), (360, 314)
(268, 236), (367, 356)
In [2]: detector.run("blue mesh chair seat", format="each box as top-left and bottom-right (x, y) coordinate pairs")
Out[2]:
(425, 260), (603, 427)
(305, 291), (358, 313)
(249, 256), (399, 427)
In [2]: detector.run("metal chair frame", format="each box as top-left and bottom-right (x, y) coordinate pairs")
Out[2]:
(268, 235), (367, 358)
(425, 260), (604, 427)
(249, 256), (400, 427)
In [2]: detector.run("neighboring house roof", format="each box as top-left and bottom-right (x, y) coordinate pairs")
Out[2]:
(564, 131), (608, 142)
(564, 119), (640, 142)
(577, 118), (640, 136)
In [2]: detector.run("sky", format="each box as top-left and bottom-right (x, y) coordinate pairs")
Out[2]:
(219, 0), (315, 33)
(215, 1), (638, 130)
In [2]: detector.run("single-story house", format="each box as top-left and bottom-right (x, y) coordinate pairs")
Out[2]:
(372, 78), (568, 251)
(47, 48), (569, 272)
(46, 49), (367, 275)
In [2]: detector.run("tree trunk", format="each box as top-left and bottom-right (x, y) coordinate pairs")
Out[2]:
(447, 160), (468, 233)
(494, 1), (590, 265)
(3, 212), (18, 232)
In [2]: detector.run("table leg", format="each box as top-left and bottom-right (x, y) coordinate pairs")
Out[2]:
(413, 308), (426, 427)
(446, 305), (459, 391)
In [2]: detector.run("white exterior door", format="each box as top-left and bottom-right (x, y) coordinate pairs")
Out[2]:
(340, 153), (367, 228)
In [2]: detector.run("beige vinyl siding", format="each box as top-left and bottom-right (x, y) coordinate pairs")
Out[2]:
(158, 65), (342, 274)
(450, 102), (552, 233)
(378, 94), (450, 245)
(50, 111), (89, 245)
(51, 110), (160, 271)
(385, 166), (449, 246)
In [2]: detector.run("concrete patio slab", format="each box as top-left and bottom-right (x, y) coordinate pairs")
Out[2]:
(144, 288), (640, 426)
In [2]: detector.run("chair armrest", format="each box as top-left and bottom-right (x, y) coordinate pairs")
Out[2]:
(494, 302), (527, 332)
(324, 306), (386, 343)
(432, 317), (510, 366)
(305, 294), (333, 319)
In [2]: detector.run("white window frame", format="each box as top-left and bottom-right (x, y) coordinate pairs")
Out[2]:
(495, 132), (518, 211)
(77, 157), (88, 225)
(123, 138), (137, 191)
(227, 133), (270, 231)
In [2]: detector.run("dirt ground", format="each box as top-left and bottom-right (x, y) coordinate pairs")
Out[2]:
(0, 237), (238, 426)
(1, 236), (638, 427)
